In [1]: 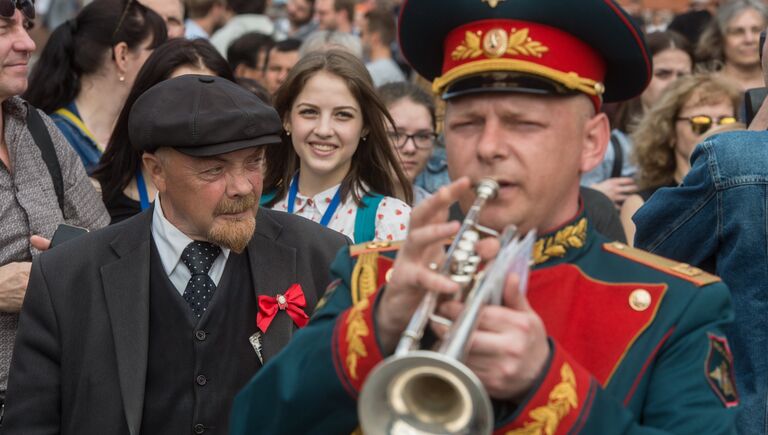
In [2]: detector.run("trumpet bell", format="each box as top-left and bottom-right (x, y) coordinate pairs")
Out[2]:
(358, 350), (493, 435)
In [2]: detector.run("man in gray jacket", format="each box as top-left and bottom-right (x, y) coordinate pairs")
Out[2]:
(0, 0), (109, 419)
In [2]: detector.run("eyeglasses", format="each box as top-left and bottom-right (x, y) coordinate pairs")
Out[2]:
(677, 115), (737, 135)
(387, 130), (437, 150)
(112, 0), (133, 41)
(0, 0), (34, 20)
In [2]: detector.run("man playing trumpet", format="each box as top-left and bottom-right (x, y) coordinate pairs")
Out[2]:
(230, 0), (739, 433)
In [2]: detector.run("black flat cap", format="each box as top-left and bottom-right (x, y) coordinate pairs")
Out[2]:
(128, 75), (282, 156)
(398, 0), (652, 106)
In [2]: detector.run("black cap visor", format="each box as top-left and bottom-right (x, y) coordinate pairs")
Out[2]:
(174, 134), (283, 157)
(442, 72), (581, 100)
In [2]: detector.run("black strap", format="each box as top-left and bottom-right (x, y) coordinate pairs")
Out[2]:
(609, 131), (623, 179)
(26, 104), (64, 211)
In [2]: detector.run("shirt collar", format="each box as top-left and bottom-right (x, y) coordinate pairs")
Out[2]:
(151, 195), (230, 276)
(293, 182), (344, 215)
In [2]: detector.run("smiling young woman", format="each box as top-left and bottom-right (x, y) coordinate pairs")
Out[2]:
(261, 49), (412, 243)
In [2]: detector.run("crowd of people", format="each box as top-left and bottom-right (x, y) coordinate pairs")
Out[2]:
(0, 0), (766, 433)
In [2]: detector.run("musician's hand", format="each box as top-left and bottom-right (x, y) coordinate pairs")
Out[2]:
(376, 177), (499, 354)
(433, 272), (549, 401)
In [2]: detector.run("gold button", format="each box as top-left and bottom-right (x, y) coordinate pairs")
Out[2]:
(594, 82), (606, 94)
(629, 289), (652, 311)
(385, 268), (393, 283)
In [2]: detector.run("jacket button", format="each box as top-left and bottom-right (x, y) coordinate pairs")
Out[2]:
(196, 374), (207, 386)
(193, 423), (205, 434)
(195, 330), (207, 341)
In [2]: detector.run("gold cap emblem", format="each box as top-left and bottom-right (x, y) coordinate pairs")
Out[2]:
(482, 0), (505, 8)
(483, 28), (509, 58)
(629, 289), (652, 312)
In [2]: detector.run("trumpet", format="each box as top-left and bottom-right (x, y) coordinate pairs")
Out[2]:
(358, 179), (535, 435)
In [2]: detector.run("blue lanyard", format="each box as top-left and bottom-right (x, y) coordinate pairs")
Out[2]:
(135, 168), (150, 211)
(287, 173), (342, 227)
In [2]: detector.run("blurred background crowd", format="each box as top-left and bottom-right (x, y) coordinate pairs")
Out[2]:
(20, 0), (768, 243)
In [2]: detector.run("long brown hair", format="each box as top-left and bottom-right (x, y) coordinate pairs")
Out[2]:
(263, 49), (412, 206)
(632, 74), (741, 190)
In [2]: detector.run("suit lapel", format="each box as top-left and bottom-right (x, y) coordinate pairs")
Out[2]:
(101, 210), (153, 435)
(248, 210), (297, 363)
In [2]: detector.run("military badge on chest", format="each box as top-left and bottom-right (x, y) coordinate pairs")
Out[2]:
(706, 333), (739, 408)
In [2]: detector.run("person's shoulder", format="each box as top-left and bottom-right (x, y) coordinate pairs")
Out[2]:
(377, 195), (411, 211)
(597, 240), (726, 294)
(696, 131), (768, 178)
(259, 207), (348, 244)
(38, 211), (148, 268)
(702, 130), (768, 154)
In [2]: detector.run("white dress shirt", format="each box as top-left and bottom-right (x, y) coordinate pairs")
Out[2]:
(151, 196), (230, 295)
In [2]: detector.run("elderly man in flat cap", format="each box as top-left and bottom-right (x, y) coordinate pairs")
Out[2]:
(2, 75), (348, 435)
(230, 0), (739, 434)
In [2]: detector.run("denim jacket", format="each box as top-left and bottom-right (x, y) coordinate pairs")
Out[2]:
(633, 131), (768, 434)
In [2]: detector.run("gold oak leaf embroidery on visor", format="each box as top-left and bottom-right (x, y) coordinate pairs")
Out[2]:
(507, 363), (578, 435)
(452, 28), (550, 61)
(533, 218), (587, 265)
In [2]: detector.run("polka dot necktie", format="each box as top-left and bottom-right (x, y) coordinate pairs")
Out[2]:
(181, 241), (221, 318)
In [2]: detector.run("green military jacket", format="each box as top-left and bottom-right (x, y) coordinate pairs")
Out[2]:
(230, 212), (739, 434)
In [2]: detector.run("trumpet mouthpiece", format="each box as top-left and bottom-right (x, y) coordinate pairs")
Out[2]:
(475, 179), (500, 200)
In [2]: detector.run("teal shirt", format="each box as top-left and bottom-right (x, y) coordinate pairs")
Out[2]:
(230, 213), (738, 434)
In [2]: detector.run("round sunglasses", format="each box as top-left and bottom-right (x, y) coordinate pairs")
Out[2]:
(677, 115), (737, 136)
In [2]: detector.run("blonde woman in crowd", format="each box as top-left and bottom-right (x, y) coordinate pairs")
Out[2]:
(620, 74), (741, 244)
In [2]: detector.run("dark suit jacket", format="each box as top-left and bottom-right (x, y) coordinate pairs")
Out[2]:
(2, 206), (349, 435)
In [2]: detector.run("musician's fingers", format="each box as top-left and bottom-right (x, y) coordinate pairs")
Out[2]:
(401, 220), (459, 258)
(501, 273), (531, 312)
(412, 268), (462, 295)
(465, 328), (527, 358)
(436, 300), (464, 321)
(474, 237), (500, 261)
(409, 177), (471, 228)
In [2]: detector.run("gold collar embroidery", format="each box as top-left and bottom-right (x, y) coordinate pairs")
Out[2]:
(533, 218), (587, 265)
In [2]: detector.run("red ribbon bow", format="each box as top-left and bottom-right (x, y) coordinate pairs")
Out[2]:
(257, 283), (310, 333)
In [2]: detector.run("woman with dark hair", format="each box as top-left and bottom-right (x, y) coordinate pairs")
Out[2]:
(584, 30), (694, 207)
(262, 49), (411, 243)
(92, 38), (235, 223)
(23, 0), (167, 173)
(378, 81), (437, 205)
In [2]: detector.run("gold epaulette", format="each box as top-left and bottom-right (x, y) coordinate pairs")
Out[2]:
(349, 240), (404, 257)
(603, 242), (721, 287)
(349, 241), (401, 305)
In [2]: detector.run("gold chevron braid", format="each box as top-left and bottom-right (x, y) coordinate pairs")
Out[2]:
(506, 363), (578, 435)
(351, 252), (378, 305)
(345, 251), (382, 380)
(345, 298), (370, 381)
(451, 28), (549, 61)
(533, 218), (587, 265)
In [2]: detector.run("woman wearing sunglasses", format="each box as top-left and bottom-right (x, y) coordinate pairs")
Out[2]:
(619, 73), (741, 244)
(23, 0), (167, 174)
